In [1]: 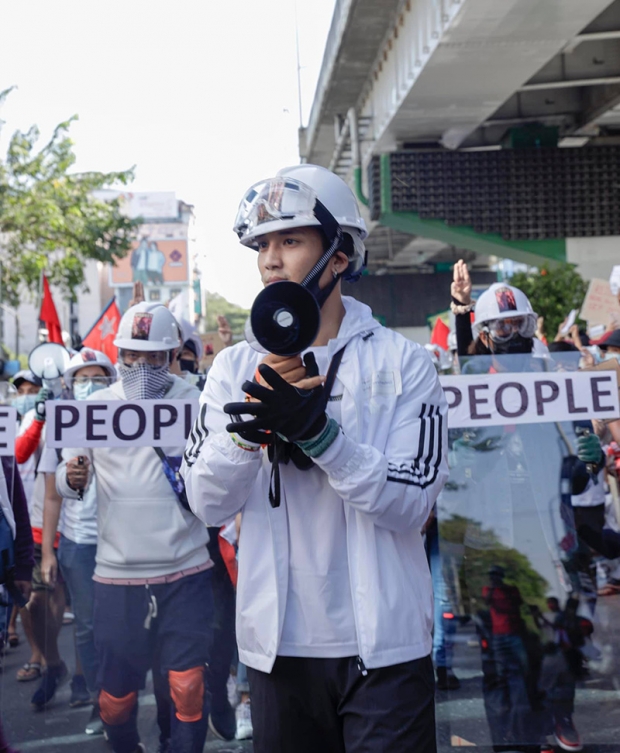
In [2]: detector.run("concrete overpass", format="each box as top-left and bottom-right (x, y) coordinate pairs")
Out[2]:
(300, 0), (620, 281)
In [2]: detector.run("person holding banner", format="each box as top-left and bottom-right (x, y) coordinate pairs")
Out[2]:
(40, 349), (116, 733)
(56, 303), (213, 753)
(183, 165), (449, 753)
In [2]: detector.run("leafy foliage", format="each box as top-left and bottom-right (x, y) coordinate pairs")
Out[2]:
(439, 514), (549, 619)
(204, 291), (250, 335)
(509, 263), (588, 340)
(0, 90), (138, 307)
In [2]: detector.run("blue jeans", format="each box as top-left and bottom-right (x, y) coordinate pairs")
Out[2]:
(57, 534), (98, 692)
(428, 523), (455, 669)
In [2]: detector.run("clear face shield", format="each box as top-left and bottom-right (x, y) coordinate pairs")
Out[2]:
(483, 314), (537, 344)
(233, 178), (320, 243)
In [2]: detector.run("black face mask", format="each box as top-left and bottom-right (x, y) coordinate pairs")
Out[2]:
(179, 358), (198, 374)
(491, 335), (533, 355)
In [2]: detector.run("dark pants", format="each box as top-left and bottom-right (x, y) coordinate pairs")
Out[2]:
(93, 569), (213, 753)
(247, 654), (436, 753)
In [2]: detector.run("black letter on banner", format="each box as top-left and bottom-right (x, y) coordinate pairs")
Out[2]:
(185, 402), (194, 439)
(534, 380), (560, 416)
(112, 405), (146, 442)
(86, 405), (107, 441)
(591, 376), (614, 412)
(443, 386), (462, 410)
(154, 404), (178, 440)
(566, 378), (587, 414)
(496, 382), (528, 419)
(55, 405), (79, 442)
(0, 413), (6, 451)
(468, 384), (492, 420)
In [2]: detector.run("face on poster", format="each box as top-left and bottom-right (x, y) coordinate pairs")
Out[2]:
(110, 232), (189, 287)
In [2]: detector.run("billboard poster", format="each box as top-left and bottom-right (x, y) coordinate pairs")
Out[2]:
(110, 223), (189, 287)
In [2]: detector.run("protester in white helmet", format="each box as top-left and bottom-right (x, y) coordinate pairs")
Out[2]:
(449, 260), (602, 751)
(39, 348), (115, 733)
(183, 164), (448, 753)
(56, 303), (212, 753)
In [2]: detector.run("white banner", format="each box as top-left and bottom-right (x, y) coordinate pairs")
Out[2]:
(439, 371), (620, 428)
(0, 407), (16, 457)
(46, 400), (198, 448)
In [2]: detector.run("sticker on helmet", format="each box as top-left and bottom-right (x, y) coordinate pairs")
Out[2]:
(81, 349), (97, 362)
(495, 287), (517, 313)
(132, 312), (153, 340)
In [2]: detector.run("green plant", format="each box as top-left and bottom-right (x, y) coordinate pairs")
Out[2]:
(0, 87), (138, 307)
(509, 263), (588, 340)
(204, 291), (250, 335)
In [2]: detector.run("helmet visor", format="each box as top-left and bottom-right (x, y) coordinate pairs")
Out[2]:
(486, 315), (536, 343)
(233, 178), (318, 241)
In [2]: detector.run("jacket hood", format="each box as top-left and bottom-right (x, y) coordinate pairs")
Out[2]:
(330, 296), (381, 348)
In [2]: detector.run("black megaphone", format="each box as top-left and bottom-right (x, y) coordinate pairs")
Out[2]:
(246, 281), (320, 357)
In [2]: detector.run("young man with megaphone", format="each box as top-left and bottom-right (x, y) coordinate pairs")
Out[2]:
(182, 164), (449, 753)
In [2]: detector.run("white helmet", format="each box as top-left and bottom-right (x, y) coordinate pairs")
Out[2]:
(472, 282), (537, 339)
(64, 348), (116, 389)
(233, 164), (367, 280)
(114, 303), (181, 352)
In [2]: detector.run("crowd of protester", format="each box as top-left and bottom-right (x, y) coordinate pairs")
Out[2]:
(0, 164), (619, 753)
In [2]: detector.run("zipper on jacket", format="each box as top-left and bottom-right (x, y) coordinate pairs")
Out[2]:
(357, 656), (368, 676)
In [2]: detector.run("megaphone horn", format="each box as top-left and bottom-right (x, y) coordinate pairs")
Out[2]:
(28, 342), (71, 381)
(247, 281), (320, 357)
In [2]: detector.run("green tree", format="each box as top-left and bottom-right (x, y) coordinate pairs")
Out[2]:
(509, 263), (588, 340)
(0, 88), (138, 307)
(439, 514), (549, 619)
(205, 291), (250, 335)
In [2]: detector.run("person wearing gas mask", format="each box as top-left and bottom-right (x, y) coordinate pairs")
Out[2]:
(38, 349), (115, 732)
(182, 165), (448, 753)
(56, 303), (212, 753)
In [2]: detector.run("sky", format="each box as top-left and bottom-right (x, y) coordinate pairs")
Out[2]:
(0, 0), (336, 309)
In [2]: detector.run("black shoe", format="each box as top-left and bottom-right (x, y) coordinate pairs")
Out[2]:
(436, 666), (461, 690)
(208, 701), (236, 741)
(554, 714), (582, 752)
(85, 703), (105, 736)
(69, 674), (92, 708)
(31, 662), (68, 710)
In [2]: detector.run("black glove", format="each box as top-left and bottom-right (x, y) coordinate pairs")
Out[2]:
(34, 388), (52, 423)
(224, 353), (328, 443)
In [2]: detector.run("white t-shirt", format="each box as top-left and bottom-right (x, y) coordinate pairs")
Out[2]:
(38, 446), (98, 546)
(571, 469), (606, 508)
(278, 346), (358, 658)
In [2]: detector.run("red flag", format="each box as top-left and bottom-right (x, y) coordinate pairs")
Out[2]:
(39, 275), (63, 344)
(82, 298), (121, 363)
(430, 317), (450, 352)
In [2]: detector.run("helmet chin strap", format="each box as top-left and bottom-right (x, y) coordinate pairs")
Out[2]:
(300, 199), (344, 309)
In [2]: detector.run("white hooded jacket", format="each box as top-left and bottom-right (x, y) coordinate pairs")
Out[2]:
(182, 296), (449, 672)
(56, 375), (210, 579)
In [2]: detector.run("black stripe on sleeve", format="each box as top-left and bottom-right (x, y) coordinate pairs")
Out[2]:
(386, 404), (444, 489)
(184, 403), (209, 467)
